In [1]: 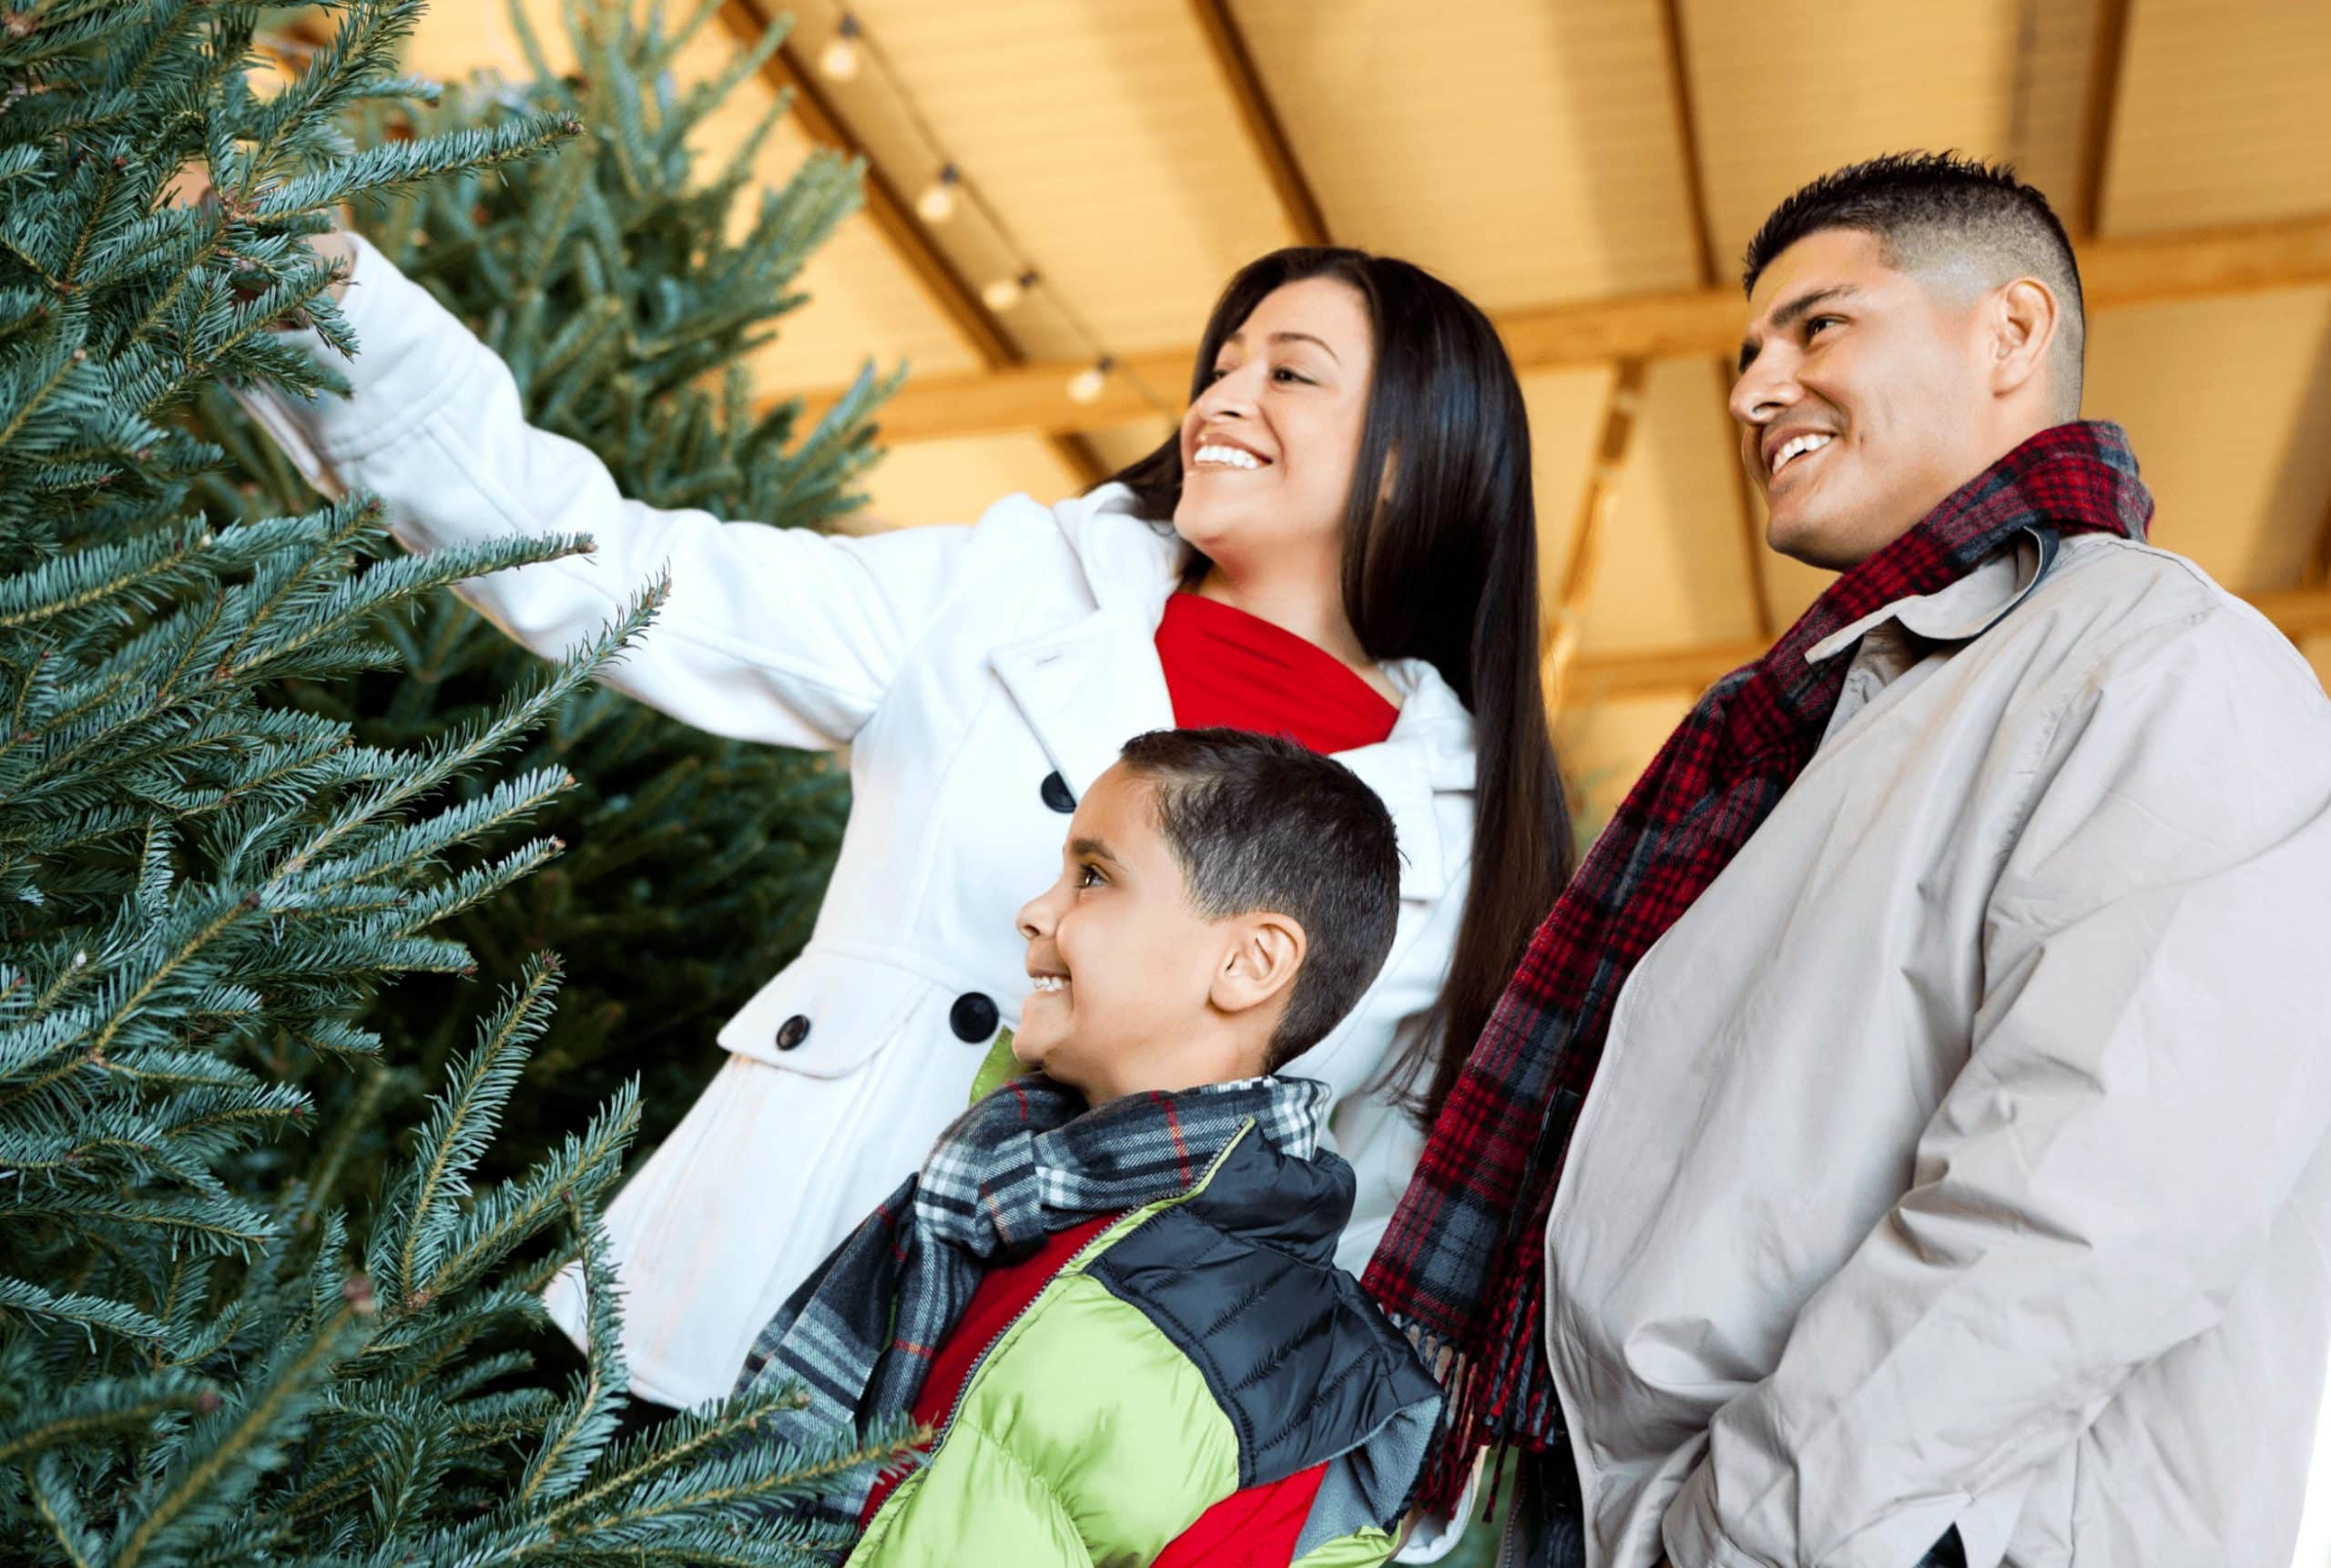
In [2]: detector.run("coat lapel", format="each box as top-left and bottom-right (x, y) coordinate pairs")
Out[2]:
(991, 607), (1176, 799)
(993, 486), (1475, 905)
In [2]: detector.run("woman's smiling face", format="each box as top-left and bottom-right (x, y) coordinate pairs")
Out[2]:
(1172, 277), (1376, 573)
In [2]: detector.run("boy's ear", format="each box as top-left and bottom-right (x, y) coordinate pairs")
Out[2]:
(1210, 912), (1307, 1022)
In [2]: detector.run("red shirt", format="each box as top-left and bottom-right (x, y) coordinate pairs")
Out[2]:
(854, 599), (1389, 1558)
(1154, 590), (1399, 751)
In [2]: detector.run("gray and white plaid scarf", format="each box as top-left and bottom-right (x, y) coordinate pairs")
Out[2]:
(735, 1071), (1332, 1518)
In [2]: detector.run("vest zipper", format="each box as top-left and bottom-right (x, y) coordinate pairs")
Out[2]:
(919, 1120), (1257, 1477)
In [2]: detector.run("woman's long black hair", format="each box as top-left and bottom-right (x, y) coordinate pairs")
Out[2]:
(1106, 247), (1574, 1128)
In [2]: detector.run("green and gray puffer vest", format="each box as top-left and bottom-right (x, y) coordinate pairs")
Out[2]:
(850, 1120), (1442, 1567)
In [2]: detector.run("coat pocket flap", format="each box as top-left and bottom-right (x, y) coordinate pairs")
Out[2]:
(716, 951), (935, 1079)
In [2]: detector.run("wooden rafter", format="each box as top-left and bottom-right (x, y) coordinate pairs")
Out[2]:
(1572, 585), (2331, 702)
(1654, 0), (1775, 643)
(784, 210), (2331, 443)
(1654, 0), (1721, 283)
(1542, 361), (1649, 711)
(1186, 0), (1330, 248)
(2073, 0), (2135, 239)
(2304, 490), (2331, 590)
(717, 2), (1106, 486)
(1713, 359), (1776, 638)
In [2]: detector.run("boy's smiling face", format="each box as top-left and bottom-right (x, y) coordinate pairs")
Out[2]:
(1013, 762), (1301, 1104)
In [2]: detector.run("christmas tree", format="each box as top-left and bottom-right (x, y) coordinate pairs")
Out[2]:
(0, 2), (901, 1559)
(195, 0), (892, 1183)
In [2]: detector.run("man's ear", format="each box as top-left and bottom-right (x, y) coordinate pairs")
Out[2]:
(1989, 276), (2060, 402)
(1210, 911), (1307, 1021)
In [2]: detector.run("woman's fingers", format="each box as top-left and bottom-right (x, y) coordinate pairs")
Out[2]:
(158, 161), (354, 310)
(308, 229), (357, 302)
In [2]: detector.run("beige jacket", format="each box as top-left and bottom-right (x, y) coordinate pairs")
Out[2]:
(1545, 530), (2331, 1567)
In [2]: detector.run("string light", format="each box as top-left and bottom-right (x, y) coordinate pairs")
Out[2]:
(914, 163), (961, 224)
(1066, 356), (1115, 405)
(819, 7), (1168, 423)
(982, 270), (1037, 313)
(818, 15), (861, 83)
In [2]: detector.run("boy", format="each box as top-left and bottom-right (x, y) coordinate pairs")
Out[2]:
(738, 728), (1440, 1567)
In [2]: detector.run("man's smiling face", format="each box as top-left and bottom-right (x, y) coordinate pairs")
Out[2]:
(1729, 228), (2003, 571)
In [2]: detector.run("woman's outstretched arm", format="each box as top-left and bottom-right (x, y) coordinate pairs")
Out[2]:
(241, 230), (978, 751)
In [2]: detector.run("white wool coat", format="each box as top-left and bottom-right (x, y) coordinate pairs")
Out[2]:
(243, 234), (1477, 1410)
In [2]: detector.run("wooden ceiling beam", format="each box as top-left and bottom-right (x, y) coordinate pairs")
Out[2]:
(1654, 0), (1721, 285)
(1569, 585), (2331, 704)
(2306, 491), (2331, 592)
(784, 210), (2331, 442)
(1542, 361), (1649, 711)
(718, 2), (1105, 486)
(1653, 0), (1775, 643)
(1714, 359), (1776, 639)
(1187, 0), (1329, 248)
(2073, 0), (2135, 239)
(718, 4), (1013, 364)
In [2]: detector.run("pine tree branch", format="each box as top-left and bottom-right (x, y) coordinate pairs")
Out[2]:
(541, 1382), (815, 1529)
(407, 1081), (637, 1308)
(22, 1450), (104, 1568)
(0, 1369), (213, 1466)
(109, 1291), (373, 1568)
(507, 1191), (627, 1513)
(0, 890), (256, 1107)
(383, 953), (560, 1308)
(0, 515), (211, 629)
(0, 1273), (169, 1347)
(289, 1060), (390, 1238)
(270, 579), (656, 874)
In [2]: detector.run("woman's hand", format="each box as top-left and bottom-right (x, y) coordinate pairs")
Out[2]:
(164, 161), (355, 306)
(305, 228), (356, 302)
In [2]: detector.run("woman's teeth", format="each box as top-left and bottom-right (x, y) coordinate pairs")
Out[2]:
(1770, 432), (1834, 476)
(1194, 443), (1267, 471)
(1032, 975), (1066, 993)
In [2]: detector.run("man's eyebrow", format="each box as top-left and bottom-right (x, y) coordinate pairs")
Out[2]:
(1067, 836), (1121, 867)
(1737, 284), (1861, 372)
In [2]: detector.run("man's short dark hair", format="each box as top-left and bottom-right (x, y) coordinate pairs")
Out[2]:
(1743, 151), (2085, 419)
(1117, 728), (1400, 1073)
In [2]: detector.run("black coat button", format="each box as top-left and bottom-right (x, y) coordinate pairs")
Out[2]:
(1040, 770), (1075, 813)
(775, 1014), (810, 1051)
(950, 993), (1000, 1043)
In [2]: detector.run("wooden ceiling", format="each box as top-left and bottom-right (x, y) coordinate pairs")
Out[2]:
(399, 0), (2331, 816)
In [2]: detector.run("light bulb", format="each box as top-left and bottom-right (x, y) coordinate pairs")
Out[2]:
(1066, 358), (1114, 405)
(819, 16), (861, 82)
(915, 166), (960, 225)
(982, 270), (1034, 312)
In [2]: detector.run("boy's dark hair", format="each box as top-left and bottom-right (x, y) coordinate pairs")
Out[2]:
(1743, 151), (2085, 419)
(1117, 728), (1400, 1073)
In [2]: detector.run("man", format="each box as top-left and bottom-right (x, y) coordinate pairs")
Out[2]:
(1367, 152), (2331, 1567)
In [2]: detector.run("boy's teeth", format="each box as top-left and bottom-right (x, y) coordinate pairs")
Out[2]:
(1194, 443), (1265, 471)
(1032, 975), (1065, 993)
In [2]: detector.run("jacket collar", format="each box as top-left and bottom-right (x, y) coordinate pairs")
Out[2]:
(1805, 525), (2059, 665)
(1176, 1118), (1356, 1267)
(990, 486), (1475, 903)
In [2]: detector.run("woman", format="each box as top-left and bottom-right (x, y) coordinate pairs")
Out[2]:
(246, 229), (1572, 1411)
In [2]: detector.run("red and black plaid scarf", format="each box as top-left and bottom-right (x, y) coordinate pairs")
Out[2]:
(1363, 421), (2154, 1510)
